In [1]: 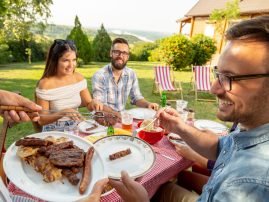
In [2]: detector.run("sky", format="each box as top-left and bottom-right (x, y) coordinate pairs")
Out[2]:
(48, 0), (199, 33)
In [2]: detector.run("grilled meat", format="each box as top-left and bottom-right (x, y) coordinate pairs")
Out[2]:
(15, 137), (53, 147)
(49, 148), (85, 167)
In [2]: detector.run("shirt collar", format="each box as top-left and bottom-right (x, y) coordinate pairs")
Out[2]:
(233, 122), (269, 150)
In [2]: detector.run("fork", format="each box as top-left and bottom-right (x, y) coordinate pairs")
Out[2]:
(132, 117), (157, 137)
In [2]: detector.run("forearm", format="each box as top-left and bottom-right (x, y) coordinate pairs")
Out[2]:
(38, 111), (66, 126)
(176, 124), (219, 160)
(135, 99), (150, 108)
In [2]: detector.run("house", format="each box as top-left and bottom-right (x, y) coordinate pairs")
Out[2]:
(177, 0), (269, 65)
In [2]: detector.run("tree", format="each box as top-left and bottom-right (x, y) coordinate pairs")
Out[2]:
(209, 0), (240, 34)
(191, 34), (217, 65)
(67, 16), (92, 63)
(0, 0), (52, 42)
(92, 24), (112, 62)
(157, 35), (194, 70)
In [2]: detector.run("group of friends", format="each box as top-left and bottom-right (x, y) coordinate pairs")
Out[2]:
(1, 16), (269, 201)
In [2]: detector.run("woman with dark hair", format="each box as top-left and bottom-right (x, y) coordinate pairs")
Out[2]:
(36, 39), (102, 131)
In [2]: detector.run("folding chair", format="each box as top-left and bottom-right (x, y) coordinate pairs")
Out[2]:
(192, 65), (216, 102)
(153, 65), (183, 100)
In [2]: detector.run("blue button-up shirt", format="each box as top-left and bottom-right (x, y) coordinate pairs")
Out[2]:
(91, 64), (144, 112)
(198, 123), (269, 202)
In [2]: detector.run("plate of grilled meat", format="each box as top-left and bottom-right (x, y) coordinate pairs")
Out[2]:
(3, 131), (107, 202)
(94, 135), (156, 180)
(78, 120), (107, 134)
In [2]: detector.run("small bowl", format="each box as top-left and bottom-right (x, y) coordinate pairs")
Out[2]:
(137, 121), (164, 144)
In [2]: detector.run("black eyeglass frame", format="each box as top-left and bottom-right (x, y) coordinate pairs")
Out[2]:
(214, 70), (269, 91)
(111, 49), (130, 57)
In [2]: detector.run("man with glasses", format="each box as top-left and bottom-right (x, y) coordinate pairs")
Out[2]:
(92, 37), (158, 117)
(108, 16), (269, 202)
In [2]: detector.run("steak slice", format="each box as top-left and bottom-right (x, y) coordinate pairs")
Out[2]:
(15, 137), (52, 147)
(49, 148), (85, 167)
(62, 168), (80, 185)
(38, 141), (74, 157)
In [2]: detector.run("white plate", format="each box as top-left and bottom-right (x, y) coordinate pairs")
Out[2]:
(167, 133), (186, 145)
(94, 135), (156, 180)
(78, 120), (107, 134)
(3, 132), (107, 202)
(194, 119), (228, 133)
(126, 108), (156, 120)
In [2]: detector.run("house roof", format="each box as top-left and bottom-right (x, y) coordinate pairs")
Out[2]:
(185, 0), (269, 17)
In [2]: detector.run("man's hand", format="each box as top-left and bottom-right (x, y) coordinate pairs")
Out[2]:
(109, 171), (149, 202)
(156, 107), (184, 134)
(0, 90), (42, 123)
(148, 102), (159, 111)
(79, 178), (109, 202)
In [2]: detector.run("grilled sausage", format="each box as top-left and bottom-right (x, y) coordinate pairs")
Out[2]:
(79, 147), (94, 194)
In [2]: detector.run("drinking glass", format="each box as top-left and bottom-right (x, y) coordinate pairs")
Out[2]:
(176, 100), (188, 113)
(121, 111), (133, 132)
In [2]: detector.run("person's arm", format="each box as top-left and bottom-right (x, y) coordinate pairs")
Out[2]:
(135, 99), (159, 111)
(109, 171), (149, 202)
(157, 107), (219, 160)
(0, 90), (41, 123)
(175, 144), (208, 168)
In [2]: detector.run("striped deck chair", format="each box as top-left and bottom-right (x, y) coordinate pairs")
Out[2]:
(153, 65), (183, 100)
(192, 66), (216, 101)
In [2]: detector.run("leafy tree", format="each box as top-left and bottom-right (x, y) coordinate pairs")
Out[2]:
(209, 0), (240, 34)
(67, 16), (92, 63)
(130, 42), (157, 61)
(92, 24), (112, 62)
(0, 0), (52, 42)
(157, 35), (194, 70)
(191, 34), (217, 65)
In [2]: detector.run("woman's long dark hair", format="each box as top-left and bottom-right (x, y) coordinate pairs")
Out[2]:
(41, 39), (77, 79)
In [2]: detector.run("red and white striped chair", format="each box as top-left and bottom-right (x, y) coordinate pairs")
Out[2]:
(153, 65), (183, 100)
(192, 66), (216, 101)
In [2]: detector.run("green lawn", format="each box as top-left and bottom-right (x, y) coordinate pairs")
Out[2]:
(0, 61), (224, 148)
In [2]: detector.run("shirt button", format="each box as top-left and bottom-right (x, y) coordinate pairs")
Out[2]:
(222, 163), (225, 167)
(223, 150), (226, 154)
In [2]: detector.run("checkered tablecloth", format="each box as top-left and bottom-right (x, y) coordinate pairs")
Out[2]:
(8, 120), (192, 202)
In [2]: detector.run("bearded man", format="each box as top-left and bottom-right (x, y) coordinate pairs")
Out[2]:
(92, 38), (158, 117)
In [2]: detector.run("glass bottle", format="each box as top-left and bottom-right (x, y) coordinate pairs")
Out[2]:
(107, 125), (114, 136)
(160, 91), (167, 107)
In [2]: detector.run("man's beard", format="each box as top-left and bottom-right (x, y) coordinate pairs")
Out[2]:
(111, 57), (127, 70)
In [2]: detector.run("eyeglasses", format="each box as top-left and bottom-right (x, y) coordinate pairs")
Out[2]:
(214, 70), (269, 91)
(112, 49), (129, 57)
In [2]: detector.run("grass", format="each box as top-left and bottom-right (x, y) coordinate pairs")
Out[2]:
(0, 61), (225, 148)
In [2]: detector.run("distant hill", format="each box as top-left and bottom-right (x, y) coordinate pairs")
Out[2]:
(36, 24), (170, 44)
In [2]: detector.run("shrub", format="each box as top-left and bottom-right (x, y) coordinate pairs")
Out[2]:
(0, 43), (13, 64)
(191, 34), (217, 65)
(158, 35), (194, 70)
(130, 42), (157, 61)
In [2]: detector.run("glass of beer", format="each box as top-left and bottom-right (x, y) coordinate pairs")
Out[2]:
(121, 111), (133, 131)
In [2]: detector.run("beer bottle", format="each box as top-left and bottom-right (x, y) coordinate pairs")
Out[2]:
(160, 91), (167, 107)
(107, 125), (114, 136)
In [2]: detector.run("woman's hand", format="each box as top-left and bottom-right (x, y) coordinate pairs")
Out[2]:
(61, 108), (82, 121)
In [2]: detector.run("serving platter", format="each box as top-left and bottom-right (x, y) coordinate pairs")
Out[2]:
(3, 131), (107, 202)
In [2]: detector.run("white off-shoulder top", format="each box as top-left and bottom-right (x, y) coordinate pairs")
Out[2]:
(36, 79), (87, 120)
